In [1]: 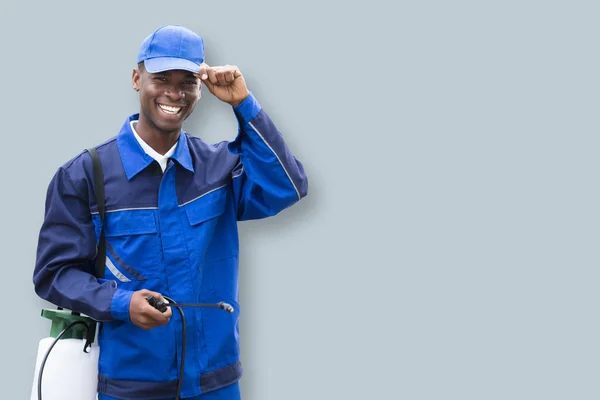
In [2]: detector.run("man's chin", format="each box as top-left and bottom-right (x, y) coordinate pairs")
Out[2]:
(153, 119), (184, 134)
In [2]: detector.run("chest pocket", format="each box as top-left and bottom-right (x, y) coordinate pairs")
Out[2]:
(184, 189), (226, 226)
(182, 185), (237, 264)
(102, 209), (162, 281)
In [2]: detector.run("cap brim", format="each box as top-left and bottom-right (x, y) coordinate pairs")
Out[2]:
(144, 57), (200, 73)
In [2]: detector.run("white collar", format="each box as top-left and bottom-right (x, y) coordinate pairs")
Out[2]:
(130, 121), (178, 172)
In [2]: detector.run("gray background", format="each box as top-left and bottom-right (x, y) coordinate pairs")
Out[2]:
(0, 0), (598, 399)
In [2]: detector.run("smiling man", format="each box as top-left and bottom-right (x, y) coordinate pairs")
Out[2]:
(134, 65), (202, 153)
(33, 25), (308, 400)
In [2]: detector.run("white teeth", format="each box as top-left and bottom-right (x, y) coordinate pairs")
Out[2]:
(158, 104), (182, 114)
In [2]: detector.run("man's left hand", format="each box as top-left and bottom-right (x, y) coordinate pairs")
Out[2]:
(195, 64), (250, 108)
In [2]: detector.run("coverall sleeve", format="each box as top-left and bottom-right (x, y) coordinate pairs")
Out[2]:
(32, 166), (133, 322)
(227, 92), (308, 221)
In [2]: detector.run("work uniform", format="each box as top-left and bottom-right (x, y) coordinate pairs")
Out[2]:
(33, 92), (308, 399)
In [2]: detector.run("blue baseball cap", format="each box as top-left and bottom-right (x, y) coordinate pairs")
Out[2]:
(137, 25), (204, 73)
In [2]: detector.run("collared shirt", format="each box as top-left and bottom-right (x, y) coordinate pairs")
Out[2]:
(130, 120), (177, 172)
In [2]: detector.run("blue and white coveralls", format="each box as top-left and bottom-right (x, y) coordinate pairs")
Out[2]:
(33, 92), (308, 399)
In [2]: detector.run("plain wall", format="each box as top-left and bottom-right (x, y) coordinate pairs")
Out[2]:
(0, 1), (598, 399)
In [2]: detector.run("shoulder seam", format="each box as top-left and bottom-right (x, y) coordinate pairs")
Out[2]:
(186, 134), (229, 148)
(60, 165), (88, 200)
(62, 137), (117, 170)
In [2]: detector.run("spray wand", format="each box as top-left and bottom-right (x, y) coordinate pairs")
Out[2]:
(146, 296), (234, 313)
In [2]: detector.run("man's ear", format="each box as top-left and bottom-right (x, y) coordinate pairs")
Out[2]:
(132, 68), (141, 92)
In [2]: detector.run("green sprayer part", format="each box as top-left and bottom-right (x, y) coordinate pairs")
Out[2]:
(41, 309), (97, 340)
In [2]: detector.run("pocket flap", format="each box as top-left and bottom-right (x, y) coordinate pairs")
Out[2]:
(184, 188), (227, 226)
(104, 209), (158, 237)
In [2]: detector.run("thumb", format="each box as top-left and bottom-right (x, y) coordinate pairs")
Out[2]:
(138, 289), (164, 305)
(197, 62), (210, 80)
(195, 63), (217, 92)
(139, 288), (158, 297)
(196, 63), (212, 84)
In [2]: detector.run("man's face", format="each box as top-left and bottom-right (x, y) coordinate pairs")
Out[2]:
(132, 64), (201, 134)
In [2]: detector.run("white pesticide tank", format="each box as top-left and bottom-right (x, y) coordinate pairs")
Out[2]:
(30, 337), (99, 400)
(30, 309), (100, 400)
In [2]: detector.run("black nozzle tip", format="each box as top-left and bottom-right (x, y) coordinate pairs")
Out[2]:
(218, 302), (234, 313)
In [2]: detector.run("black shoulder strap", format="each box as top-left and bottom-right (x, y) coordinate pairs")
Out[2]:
(86, 147), (105, 279)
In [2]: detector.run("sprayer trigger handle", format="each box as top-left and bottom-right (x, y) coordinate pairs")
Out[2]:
(146, 295), (168, 313)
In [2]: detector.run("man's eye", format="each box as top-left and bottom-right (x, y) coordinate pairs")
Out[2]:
(154, 77), (167, 82)
(184, 80), (197, 85)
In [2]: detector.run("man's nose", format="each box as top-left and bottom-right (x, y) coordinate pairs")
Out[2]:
(165, 86), (185, 101)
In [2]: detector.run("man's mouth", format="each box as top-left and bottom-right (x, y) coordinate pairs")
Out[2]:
(158, 104), (183, 115)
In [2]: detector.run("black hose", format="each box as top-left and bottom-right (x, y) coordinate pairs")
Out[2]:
(38, 320), (91, 400)
(163, 296), (186, 400)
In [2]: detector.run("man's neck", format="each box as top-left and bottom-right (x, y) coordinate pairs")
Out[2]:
(134, 118), (180, 156)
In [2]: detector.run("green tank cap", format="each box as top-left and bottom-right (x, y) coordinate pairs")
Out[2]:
(41, 309), (97, 340)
